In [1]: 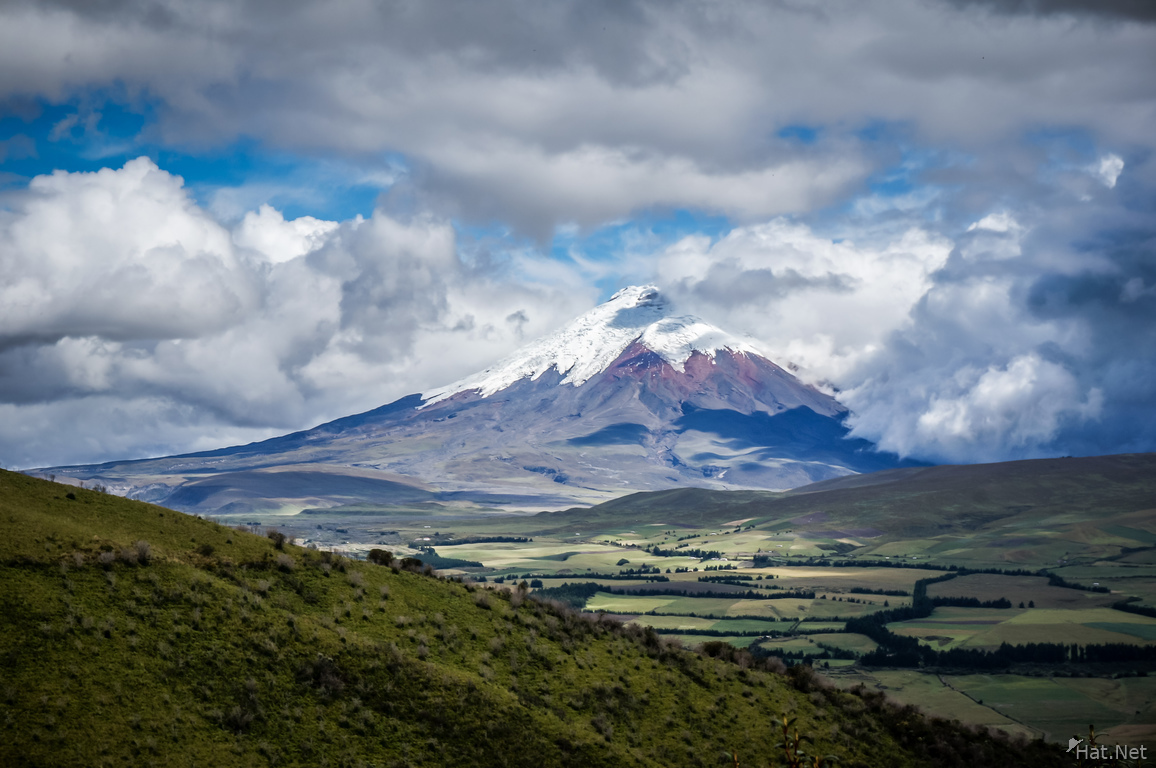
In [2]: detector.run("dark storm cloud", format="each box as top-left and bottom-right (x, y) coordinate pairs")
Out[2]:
(946, 0), (1156, 22)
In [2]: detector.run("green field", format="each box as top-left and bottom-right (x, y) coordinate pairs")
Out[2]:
(887, 605), (1156, 650)
(828, 668), (1042, 740)
(947, 674), (1156, 745)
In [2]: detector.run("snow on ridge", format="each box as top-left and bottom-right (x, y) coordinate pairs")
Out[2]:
(422, 285), (761, 405)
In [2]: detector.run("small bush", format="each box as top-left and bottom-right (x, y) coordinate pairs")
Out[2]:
(197, 543), (215, 557)
(276, 553), (295, 572)
(266, 530), (287, 550)
(97, 551), (115, 569)
(367, 549), (393, 567)
(134, 538), (152, 564)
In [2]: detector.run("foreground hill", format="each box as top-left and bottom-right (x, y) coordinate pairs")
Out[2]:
(541, 453), (1156, 566)
(43, 286), (918, 516)
(0, 470), (1062, 767)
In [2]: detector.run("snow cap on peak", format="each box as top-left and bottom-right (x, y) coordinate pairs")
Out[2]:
(422, 285), (760, 404)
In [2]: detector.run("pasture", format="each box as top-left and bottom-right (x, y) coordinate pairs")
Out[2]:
(926, 574), (1119, 610)
(887, 605), (1156, 650)
(948, 674), (1156, 747)
(827, 668), (1041, 741)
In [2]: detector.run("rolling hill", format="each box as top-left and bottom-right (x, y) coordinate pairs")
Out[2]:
(0, 469), (1063, 767)
(538, 453), (1156, 566)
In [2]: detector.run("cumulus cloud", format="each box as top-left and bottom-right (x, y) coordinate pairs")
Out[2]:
(0, 159), (589, 468)
(0, 158), (254, 349)
(630, 197), (1156, 465)
(232, 204), (338, 263)
(655, 219), (953, 386)
(834, 198), (1156, 462)
(852, 354), (1104, 463)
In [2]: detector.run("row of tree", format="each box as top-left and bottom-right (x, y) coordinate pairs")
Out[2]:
(847, 571), (1154, 669)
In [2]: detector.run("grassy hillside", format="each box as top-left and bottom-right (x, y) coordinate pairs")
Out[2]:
(539, 453), (1156, 566)
(0, 470), (1065, 767)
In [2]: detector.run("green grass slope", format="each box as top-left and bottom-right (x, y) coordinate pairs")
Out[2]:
(0, 470), (1063, 767)
(542, 454), (1156, 564)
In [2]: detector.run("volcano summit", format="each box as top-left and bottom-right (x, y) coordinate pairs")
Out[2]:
(46, 286), (918, 515)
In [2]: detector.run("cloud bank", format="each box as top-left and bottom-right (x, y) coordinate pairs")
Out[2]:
(0, 0), (1154, 470)
(2, 0), (1154, 232)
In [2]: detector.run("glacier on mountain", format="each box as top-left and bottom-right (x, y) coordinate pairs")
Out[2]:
(422, 285), (759, 404)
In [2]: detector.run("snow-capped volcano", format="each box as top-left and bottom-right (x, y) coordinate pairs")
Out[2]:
(424, 285), (758, 404)
(45, 287), (919, 515)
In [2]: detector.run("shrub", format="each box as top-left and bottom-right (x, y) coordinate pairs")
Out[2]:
(134, 541), (151, 564)
(266, 530), (287, 550)
(276, 553), (295, 572)
(197, 543), (215, 557)
(224, 705), (255, 734)
(98, 551), (116, 569)
(367, 549), (393, 567)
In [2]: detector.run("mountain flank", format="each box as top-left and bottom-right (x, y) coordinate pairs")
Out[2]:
(0, 469), (1063, 767)
(42, 286), (920, 516)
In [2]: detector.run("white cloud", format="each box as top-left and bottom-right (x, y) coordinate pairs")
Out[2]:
(0, 159), (590, 468)
(657, 219), (953, 385)
(908, 355), (1103, 462)
(966, 212), (1021, 234)
(1093, 153), (1125, 188)
(0, 157), (254, 346)
(233, 204), (339, 264)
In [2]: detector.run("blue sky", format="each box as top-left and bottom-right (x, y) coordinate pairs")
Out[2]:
(1, 0), (1154, 469)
